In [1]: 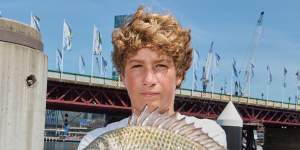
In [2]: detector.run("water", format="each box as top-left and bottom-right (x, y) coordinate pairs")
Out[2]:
(44, 141), (79, 150)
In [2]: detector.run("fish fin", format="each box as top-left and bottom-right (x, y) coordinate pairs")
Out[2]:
(128, 106), (225, 149)
(136, 105), (149, 126)
(141, 107), (160, 126)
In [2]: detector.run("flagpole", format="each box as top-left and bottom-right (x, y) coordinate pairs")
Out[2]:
(282, 67), (287, 106)
(30, 12), (32, 25)
(103, 58), (106, 84)
(91, 25), (96, 83)
(282, 83), (284, 106)
(297, 72), (300, 104)
(61, 19), (65, 79)
(266, 84), (270, 102)
(295, 88), (299, 104)
(266, 66), (271, 103)
(104, 66), (106, 79)
(90, 53), (94, 83)
(210, 76), (212, 98)
(100, 55), (103, 76)
(250, 77), (251, 100)
(281, 86), (284, 106)
(209, 49), (213, 99)
(78, 56), (80, 74)
(296, 88), (299, 105)
(192, 59), (195, 95)
(230, 70), (233, 100)
(247, 77), (250, 102)
(61, 44), (64, 75)
(212, 74), (215, 99)
(223, 79), (226, 95)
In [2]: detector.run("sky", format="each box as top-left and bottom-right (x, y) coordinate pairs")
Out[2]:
(1, 0), (300, 102)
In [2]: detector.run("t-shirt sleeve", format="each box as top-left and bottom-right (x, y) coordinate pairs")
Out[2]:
(185, 117), (227, 148)
(77, 127), (106, 150)
(77, 117), (129, 150)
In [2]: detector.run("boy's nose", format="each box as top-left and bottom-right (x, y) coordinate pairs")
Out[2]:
(143, 69), (158, 87)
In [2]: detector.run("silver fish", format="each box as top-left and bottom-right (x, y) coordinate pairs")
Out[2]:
(85, 106), (225, 150)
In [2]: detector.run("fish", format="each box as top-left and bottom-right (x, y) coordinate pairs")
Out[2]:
(84, 106), (225, 150)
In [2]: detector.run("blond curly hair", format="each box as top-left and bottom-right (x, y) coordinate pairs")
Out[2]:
(112, 6), (193, 84)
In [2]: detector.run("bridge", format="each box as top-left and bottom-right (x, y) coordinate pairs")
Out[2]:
(47, 70), (300, 126)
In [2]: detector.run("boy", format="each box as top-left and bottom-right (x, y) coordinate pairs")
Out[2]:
(78, 6), (226, 149)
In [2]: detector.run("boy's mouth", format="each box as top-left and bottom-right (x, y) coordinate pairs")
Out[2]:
(140, 92), (160, 97)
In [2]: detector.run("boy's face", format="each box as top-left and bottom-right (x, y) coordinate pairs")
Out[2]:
(121, 48), (182, 115)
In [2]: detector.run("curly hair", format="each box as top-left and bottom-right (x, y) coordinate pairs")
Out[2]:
(112, 6), (193, 84)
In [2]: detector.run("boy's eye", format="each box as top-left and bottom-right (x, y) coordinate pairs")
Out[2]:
(131, 65), (142, 68)
(156, 64), (168, 68)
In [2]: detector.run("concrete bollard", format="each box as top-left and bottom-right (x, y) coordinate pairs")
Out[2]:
(217, 101), (243, 150)
(0, 18), (47, 150)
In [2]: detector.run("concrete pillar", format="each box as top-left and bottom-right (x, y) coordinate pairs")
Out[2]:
(217, 101), (243, 150)
(0, 18), (47, 150)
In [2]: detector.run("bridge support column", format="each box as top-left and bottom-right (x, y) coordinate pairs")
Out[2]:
(0, 18), (47, 150)
(264, 125), (300, 150)
(242, 125), (257, 150)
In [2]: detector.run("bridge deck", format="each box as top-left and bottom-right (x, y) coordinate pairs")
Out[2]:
(48, 70), (300, 112)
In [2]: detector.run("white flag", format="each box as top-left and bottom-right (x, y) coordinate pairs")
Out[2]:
(214, 52), (221, 67)
(232, 58), (239, 78)
(63, 20), (72, 51)
(93, 25), (102, 55)
(31, 13), (40, 31)
(95, 56), (101, 75)
(283, 67), (287, 88)
(245, 63), (255, 81)
(102, 56), (108, 73)
(56, 48), (62, 72)
(79, 55), (86, 74)
(212, 51), (221, 74)
(192, 49), (200, 90)
(267, 65), (272, 85)
(193, 49), (200, 68)
(203, 41), (214, 82)
(296, 70), (300, 90)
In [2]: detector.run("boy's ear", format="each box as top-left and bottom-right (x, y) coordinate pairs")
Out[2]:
(121, 74), (125, 85)
(121, 74), (124, 81)
(176, 75), (183, 87)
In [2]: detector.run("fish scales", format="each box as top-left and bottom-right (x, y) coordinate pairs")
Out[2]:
(85, 106), (225, 150)
(86, 126), (203, 150)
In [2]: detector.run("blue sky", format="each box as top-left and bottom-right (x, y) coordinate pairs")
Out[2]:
(1, 0), (300, 102)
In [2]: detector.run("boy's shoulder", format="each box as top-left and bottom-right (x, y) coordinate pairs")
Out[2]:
(179, 114), (227, 148)
(77, 117), (129, 150)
